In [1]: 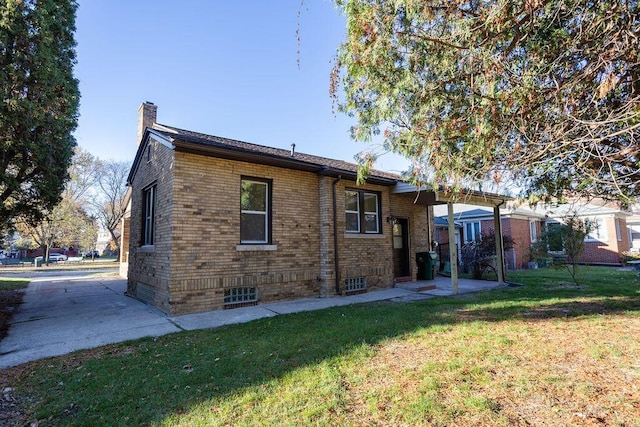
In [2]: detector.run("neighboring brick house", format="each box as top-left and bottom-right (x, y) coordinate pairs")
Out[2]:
(626, 214), (640, 252)
(434, 205), (545, 270)
(123, 103), (446, 315)
(435, 202), (632, 269)
(545, 202), (631, 265)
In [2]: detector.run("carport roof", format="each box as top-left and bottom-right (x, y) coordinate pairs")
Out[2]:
(391, 182), (512, 208)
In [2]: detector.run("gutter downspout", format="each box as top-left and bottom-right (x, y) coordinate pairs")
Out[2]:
(332, 176), (342, 294)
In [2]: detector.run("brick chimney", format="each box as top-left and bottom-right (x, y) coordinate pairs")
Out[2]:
(137, 101), (157, 145)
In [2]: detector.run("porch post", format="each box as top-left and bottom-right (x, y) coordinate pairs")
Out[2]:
(493, 205), (506, 284)
(447, 202), (458, 293)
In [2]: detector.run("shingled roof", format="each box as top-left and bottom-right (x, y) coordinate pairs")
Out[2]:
(147, 123), (402, 185)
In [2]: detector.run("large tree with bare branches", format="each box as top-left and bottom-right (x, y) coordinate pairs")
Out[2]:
(333, 0), (639, 204)
(15, 148), (98, 262)
(89, 159), (130, 257)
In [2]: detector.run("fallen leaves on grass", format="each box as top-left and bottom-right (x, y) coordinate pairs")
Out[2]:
(337, 315), (640, 426)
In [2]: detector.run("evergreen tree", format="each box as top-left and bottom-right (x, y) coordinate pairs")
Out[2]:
(0, 0), (80, 232)
(333, 0), (639, 204)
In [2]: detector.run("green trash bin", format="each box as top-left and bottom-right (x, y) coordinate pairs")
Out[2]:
(426, 251), (437, 279)
(416, 252), (434, 280)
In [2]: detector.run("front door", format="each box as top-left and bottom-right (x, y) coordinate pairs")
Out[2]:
(392, 218), (410, 278)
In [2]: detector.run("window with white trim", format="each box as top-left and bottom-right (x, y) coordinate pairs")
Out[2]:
(464, 221), (481, 243)
(585, 218), (607, 242)
(529, 220), (537, 242)
(142, 184), (156, 246)
(615, 218), (622, 241)
(240, 178), (271, 244)
(345, 189), (381, 234)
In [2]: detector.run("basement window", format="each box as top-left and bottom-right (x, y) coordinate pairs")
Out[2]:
(345, 277), (367, 295)
(224, 287), (258, 309)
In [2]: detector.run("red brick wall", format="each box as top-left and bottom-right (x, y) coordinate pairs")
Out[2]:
(438, 216), (542, 270)
(580, 217), (629, 264)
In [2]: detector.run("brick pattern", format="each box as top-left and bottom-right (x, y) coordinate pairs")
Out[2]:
(119, 215), (130, 277)
(318, 176), (334, 297)
(485, 216), (630, 266)
(481, 217), (536, 269)
(128, 142), (431, 315)
(137, 102), (157, 144)
(436, 215), (537, 270)
(127, 138), (175, 313)
(164, 152), (322, 314)
(582, 217), (629, 264)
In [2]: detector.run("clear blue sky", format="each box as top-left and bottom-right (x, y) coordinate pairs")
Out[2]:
(73, 1), (409, 174)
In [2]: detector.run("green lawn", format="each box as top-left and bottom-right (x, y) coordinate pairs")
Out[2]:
(5, 266), (640, 426)
(0, 277), (30, 291)
(0, 257), (119, 273)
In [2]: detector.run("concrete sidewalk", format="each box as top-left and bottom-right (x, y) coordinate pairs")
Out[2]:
(0, 272), (505, 368)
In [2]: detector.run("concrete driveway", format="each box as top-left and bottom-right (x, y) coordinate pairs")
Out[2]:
(1, 270), (505, 369)
(0, 271), (181, 368)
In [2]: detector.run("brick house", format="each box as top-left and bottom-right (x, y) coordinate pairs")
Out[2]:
(121, 103), (512, 315)
(434, 202), (632, 270)
(434, 205), (546, 270)
(627, 214), (640, 252)
(544, 203), (631, 265)
(121, 103), (443, 315)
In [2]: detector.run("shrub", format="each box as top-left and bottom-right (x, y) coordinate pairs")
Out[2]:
(460, 231), (515, 280)
(620, 250), (640, 265)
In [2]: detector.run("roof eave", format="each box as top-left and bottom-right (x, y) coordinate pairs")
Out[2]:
(172, 138), (398, 186)
(393, 183), (512, 207)
(126, 129), (175, 186)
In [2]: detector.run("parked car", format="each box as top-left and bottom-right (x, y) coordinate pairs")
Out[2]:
(48, 253), (68, 262)
(84, 250), (100, 258)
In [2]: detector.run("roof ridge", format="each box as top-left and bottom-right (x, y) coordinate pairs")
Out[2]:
(159, 123), (289, 153)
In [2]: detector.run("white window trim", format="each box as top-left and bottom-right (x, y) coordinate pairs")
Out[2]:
(585, 217), (608, 242)
(544, 221), (565, 253)
(363, 193), (379, 234)
(240, 209), (267, 244)
(345, 190), (361, 233)
(345, 189), (382, 234)
(529, 220), (537, 242)
(464, 221), (481, 243)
